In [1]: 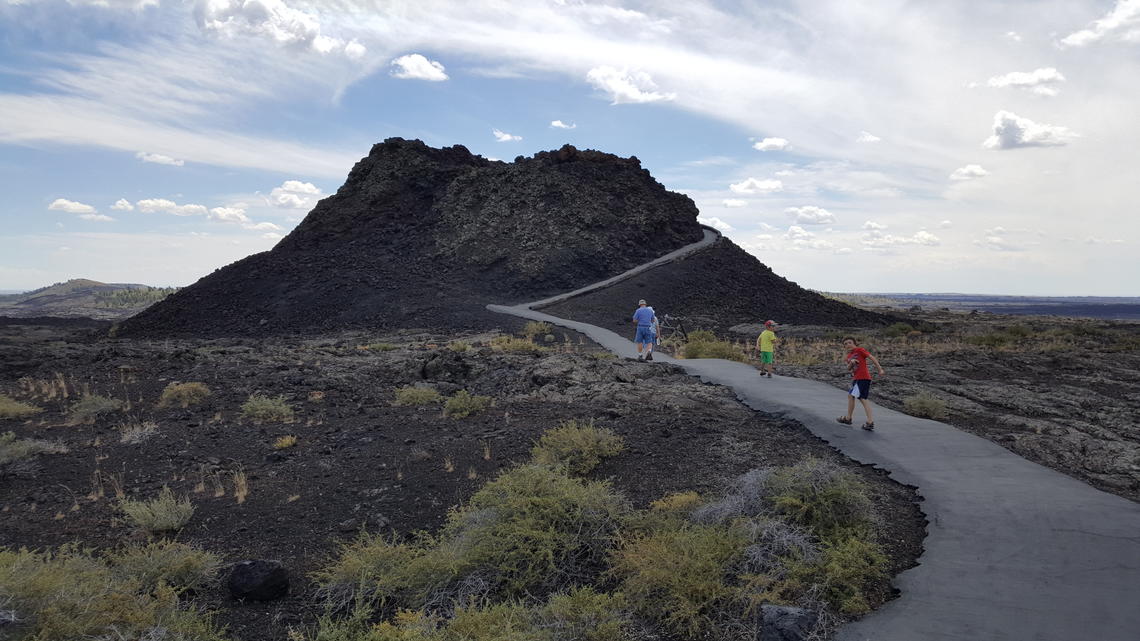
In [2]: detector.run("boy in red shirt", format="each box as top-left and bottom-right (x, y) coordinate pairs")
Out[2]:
(836, 336), (885, 431)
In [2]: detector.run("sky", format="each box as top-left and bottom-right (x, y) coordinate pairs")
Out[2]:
(1, 0), (1137, 296)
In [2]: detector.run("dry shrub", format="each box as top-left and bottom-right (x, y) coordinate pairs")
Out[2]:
(0, 544), (227, 641)
(273, 434), (298, 449)
(903, 390), (948, 420)
(682, 337), (746, 361)
(241, 394), (294, 423)
(107, 540), (222, 594)
(444, 390), (492, 418)
(119, 486), (195, 534)
(763, 459), (875, 539)
(363, 342), (397, 351)
(521, 320), (554, 339)
(0, 394), (41, 419)
(118, 418), (159, 444)
(490, 336), (546, 354)
(530, 419), (625, 475)
(68, 394), (122, 423)
(393, 386), (443, 407)
(0, 431), (67, 466)
(157, 382), (211, 408)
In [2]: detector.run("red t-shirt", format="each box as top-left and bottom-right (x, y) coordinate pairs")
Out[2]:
(847, 347), (872, 380)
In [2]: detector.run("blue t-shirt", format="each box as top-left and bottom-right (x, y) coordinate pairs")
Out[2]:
(632, 306), (655, 327)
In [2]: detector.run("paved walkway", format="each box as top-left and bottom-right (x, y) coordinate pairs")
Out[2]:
(487, 233), (1140, 641)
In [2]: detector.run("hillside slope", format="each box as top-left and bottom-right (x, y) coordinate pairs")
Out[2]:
(0, 279), (175, 320)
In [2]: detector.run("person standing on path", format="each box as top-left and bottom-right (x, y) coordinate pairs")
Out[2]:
(631, 299), (656, 361)
(756, 320), (778, 378)
(837, 336), (885, 430)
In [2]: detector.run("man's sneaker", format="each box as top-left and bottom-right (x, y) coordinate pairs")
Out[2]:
(638, 353), (644, 361)
(645, 352), (653, 361)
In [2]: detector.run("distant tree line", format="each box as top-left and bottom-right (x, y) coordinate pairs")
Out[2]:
(94, 287), (180, 309)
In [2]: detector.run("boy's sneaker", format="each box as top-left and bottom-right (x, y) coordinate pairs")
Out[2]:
(638, 354), (644, 361)
(645, 352), (653, 361)
(767, 372), (772, 378)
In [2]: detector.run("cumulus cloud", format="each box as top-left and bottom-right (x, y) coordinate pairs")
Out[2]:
(1006, 31), (1022, 42)
(550, 120), (576, 129)
(585, 66), (675, 104)
(983, 111), (1078, 149)
(49, 198), (114, 221)
(783, 225), (834, 250)
(269, 180), (322, 209)
(343, 40), (366, 60)
(48, 198), (97, 215)
(1060, 0), (1140, 47)
(111, 198), (134, 211)
(950, 164), (990, 180)
(136, 151), (185, 166)
(987, 68), (1065, 96)
(697, 216), (734, 232)
(197, 0), (358, 58)
(856, 131), (881, 143)
(136, 198), (209, 216)
(1085, 237), (1125, 245)
(729, 178), (782, 194)
(752, 137), (789, 151)
(208, 206), (250, 224)
(939, 220), (953, 228)
(862, 230), (941, 247)
(862, 220), (887, 230)
(722, 199), (747, 208)
(390, 53), (449, 81)
(785, 205), (835, 225)
(492, 128), (521, 142)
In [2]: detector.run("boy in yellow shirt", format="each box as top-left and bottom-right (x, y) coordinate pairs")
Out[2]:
(756, 320), (777, 378)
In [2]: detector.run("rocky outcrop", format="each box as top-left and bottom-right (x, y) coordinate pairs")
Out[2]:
(121, 139), (703, 337)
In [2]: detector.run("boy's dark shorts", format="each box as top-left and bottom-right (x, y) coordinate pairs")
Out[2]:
(849, 379), (871, 400)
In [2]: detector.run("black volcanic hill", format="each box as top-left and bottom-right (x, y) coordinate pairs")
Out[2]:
(122, 139), (704, 336)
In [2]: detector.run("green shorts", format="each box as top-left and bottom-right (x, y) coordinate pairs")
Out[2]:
(760, 351), (774, 364)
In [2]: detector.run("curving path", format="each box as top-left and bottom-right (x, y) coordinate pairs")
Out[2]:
(488, 229), (1140, 641)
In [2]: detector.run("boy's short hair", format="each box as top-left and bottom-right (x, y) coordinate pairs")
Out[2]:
(842, 336), (859, 345)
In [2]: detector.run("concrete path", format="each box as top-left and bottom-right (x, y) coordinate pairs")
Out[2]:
(487, 234), (1140, 641)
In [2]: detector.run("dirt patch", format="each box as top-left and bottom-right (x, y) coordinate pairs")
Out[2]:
(0, 321), (924, 641)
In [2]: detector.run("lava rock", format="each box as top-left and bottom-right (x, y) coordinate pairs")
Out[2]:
(228, 560), (289, 601)
(760, 604), (818, 641)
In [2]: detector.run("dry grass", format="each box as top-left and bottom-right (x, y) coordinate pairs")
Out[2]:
(68, 394), (123, 424)
(232, 469), (249, 504)
(240, 394), (294, 423)
(156, 382), (211, 408)
(392, 386), (443, 406)
(0, 431), (68, 466)
(119, 486), (195, 534)
(273, 434), (298, 449)
(118, 418), (159, 444)
(0, 394), (42, 419)
(903, 390), (949, 419)
(444, 390), (493, 418)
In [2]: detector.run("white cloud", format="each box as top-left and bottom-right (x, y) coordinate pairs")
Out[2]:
(46, 198), (115, 222)
(390, 53), (449, 81)
(262, 232), (284, 240)
(492, 128), (522, 142)
(697, 216), (734, 232)
(136, 151), (185, 166)
(344, 40), (366, 60)
(269, 180), (322, 209)
(863, 230), (941, 247)
(1085, 237), (1125, 245)
(48, 198), (97, 215)
(856, 131), (881, 143)
(785, 225), (815, 241)
(208, 206), (250, 224)
(197, 0), (358, 58)
(862, 220), (887, 230)
(949, 164), (990, 180)
(1005, 31), (1022, 42)
(111, 198), (134, 211)
(987, 68), (1065, 96)
(729, 177), (782, 194)
(753, 137), (789, 151)
(722, 199), (747, 208)
(783, 225), (834, 250)
(785, 205), (835, 225)
(136, 198), (209, 216)
(245, 221), (283, 231)
(939, 220), (953, 228)
(550, 120), (576, 129)
(983, 111), (1078, 149)
(1061, 0), (1140, 47)
(834, 247), (853, 255)
(585, 66), (675, 104)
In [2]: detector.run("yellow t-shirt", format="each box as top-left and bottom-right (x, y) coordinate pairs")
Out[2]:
(758, 329), (776, 352)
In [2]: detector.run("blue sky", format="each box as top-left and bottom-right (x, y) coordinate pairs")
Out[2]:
(1, 0), (1137, 296)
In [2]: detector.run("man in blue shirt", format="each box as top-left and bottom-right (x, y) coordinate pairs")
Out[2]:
(631, 299), (657, 361)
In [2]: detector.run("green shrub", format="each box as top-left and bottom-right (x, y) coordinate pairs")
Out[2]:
(788, 536), (887, 615)
(0, 431), (67, 466)
(610, 522), (748, 637)
(444, 390), (492, 418)
(241, 393), (294, 423)
(68, 394), (122, 423)
(686, 329), (717, 343)
(530, 420), (625, 475)
(903, 390), (948, 419)
(883, 322), (915, 338)
(157, 382), (211, 408)
(449, 341), (471, 352)
(0, 394), (41, 419)
(521, 321), (554, 340)
(393, 386), (443, 407)
(119, 486), (195, 534)
(491, 336), (547, 354)
(764, 459), (875, 539)
(683, 339), (746, 361)
(0, 544), (228, 641)
(539, 586), (633, 641)
(108, 540), (222, 593)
